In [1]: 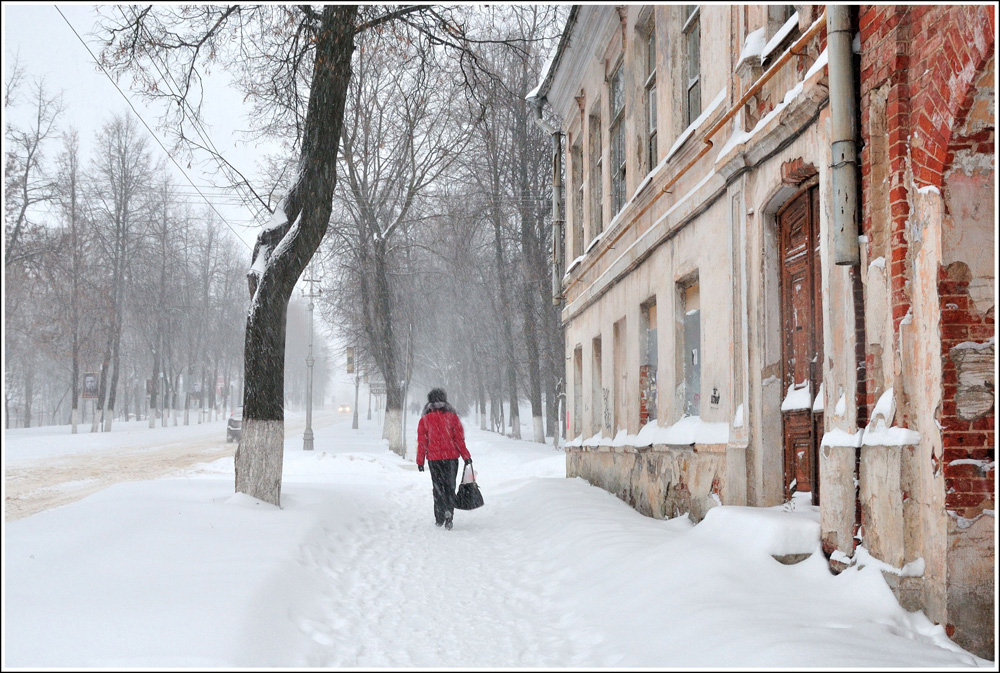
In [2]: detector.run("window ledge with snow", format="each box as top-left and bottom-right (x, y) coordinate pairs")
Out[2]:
(564, 416), (731, 451)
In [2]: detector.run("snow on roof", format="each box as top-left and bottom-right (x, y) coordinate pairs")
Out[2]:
(524, 7), (576, 103)
(525, 53), (555, 102)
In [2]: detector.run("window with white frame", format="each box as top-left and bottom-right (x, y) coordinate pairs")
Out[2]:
(589, 109), (603, 238)
(609, 62), (626, 215)
(571, 140), (584, 258)
(645, 26), (658, 170)
(683, 5), (701, 127)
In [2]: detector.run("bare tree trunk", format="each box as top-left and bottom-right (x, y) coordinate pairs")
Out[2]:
(93, 357), (108, 432)
(236, 6), (357, 506)
(514, 102), (545, 444)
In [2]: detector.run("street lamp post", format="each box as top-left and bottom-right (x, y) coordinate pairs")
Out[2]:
(302, 276), (321, 450)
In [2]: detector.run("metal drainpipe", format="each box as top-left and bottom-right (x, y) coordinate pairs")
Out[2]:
(531, 99), (565, 305)
(828, 5), (860, 266)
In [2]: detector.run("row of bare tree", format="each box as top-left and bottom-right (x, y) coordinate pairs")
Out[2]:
(4, 74), (261, 431)
(319, 7), (565, 454)
(93, 5), (564, 503)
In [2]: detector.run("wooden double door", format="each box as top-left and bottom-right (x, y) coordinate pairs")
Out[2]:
(779, 185), (823, 505)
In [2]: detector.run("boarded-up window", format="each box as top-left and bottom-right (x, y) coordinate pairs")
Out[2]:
(682, 281), (701, 416)
(591, 336), (603, 436)
(573, 346), (583, 438)
(640, 300), (658, 424)
(613, 318), (627, 432)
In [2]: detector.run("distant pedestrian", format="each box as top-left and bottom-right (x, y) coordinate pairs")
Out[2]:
(416, 388), (472, 530)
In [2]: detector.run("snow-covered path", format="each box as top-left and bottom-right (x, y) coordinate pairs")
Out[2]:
(289, 440), (597, 667)
(3, 414), (991, 668)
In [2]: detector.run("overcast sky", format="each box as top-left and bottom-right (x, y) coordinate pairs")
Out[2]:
(3, 3), (268, 252)
(3, 3), (352, 390)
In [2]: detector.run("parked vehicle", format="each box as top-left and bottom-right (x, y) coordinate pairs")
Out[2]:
(227, 407), (243, 443)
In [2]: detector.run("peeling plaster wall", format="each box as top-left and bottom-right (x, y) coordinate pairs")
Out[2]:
(859, 6), (994, 658)
(938, 55), (995, 659)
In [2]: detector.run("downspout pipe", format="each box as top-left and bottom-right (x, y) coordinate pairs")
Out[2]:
(531, 98), (565, 305)
(828, 5), (861, 265)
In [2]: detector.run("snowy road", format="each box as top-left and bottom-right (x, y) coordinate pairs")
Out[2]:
(4, 410), (335, 521)
(3, 414), (990, 668)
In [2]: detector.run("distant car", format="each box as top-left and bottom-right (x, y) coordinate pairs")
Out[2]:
(338, 404), (351, 414)
(227, 407), (243, 443)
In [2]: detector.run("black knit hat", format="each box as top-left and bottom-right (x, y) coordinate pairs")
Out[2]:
(428, 388), (447, 404)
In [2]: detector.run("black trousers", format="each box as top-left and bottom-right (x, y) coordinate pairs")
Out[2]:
(428, 458), (459, 524)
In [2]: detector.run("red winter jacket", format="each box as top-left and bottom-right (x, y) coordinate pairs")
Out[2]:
(417, 406), (471, 466)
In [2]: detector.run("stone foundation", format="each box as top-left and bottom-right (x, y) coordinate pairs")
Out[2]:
(566, 443), (727, 522)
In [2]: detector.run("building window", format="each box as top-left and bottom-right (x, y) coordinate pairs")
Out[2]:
(573, 346), (583, 439)
(589, 110), (603, 239)
(591, 336), (603, 436)
(763, 5), (799, 64)
(609, 63), (626, 216)
(645, 27), (658, 170)
(640, 299), (658, 425)
(571, 140), (584, 258)
(613, 318), (626, 432)
(767, 5), (796, 40)
(683, 5), (701, 127)
(680, 279), (701, 416)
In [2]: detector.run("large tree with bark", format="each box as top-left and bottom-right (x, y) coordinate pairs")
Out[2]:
(98, 4), (522, 505)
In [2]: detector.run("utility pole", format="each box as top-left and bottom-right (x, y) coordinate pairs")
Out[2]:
(302, 275), (322, 450)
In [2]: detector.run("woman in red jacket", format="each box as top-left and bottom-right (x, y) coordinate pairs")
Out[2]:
(416, 388), (472, 530)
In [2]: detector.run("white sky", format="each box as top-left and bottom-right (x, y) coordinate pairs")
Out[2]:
(2, 3), (271, 252)
(3, 3), (344, 373)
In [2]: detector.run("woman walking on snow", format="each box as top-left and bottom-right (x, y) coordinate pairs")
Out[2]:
(416, 388), (472, 530)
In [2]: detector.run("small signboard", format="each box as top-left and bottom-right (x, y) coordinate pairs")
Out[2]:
(82, 373), (99, 400)
(369, 381), (386, 395)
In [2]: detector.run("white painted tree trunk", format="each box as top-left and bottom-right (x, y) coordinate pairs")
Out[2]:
(533, 416), (545, 443)
(71, 408), (78, 434)
(384, 408), (404, 456)
(235, 419), (284, 506)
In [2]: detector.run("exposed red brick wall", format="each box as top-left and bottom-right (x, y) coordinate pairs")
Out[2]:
(860, 5), (996, 334)
(638, 364), (655, 426)
(939, 263), (995, 518)
(860, 3), (996, 514)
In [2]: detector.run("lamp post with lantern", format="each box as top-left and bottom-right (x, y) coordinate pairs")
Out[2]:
(302, 275), (322, 450)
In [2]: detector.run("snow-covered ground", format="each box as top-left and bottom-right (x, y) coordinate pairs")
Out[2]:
(2, 413), (991, 668)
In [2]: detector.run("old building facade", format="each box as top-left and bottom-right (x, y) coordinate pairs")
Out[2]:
(528, 4), (994, 659)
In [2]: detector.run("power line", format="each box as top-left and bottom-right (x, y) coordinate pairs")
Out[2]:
(54, 5), (254, 251)
(119, 5), (272, 226)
